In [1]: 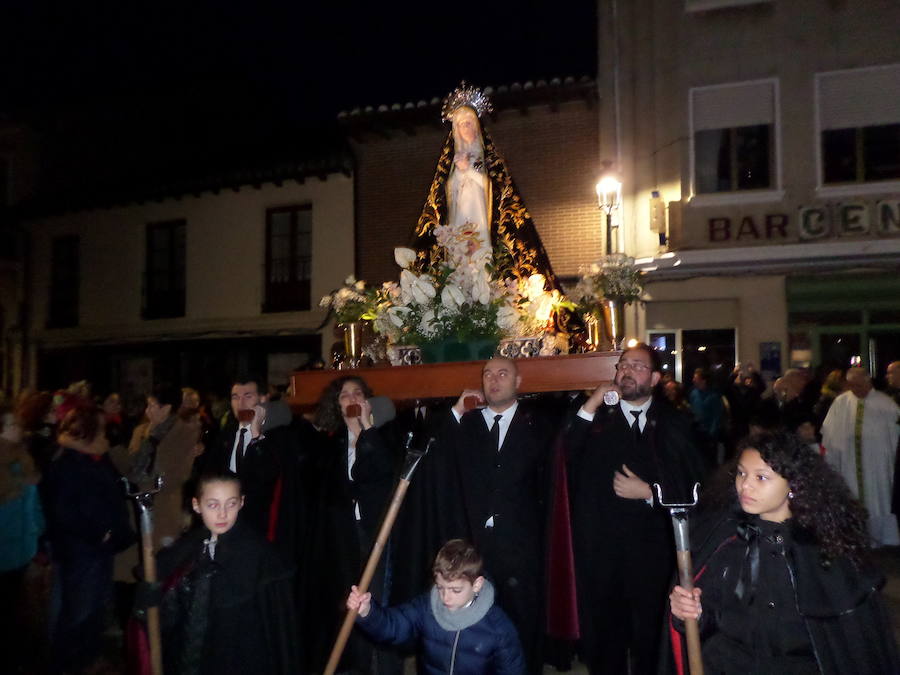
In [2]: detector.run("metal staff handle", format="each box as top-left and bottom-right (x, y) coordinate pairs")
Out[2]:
(653, 482), (703, 675)
(123, 476), (165, 675)
(323, 433), (431, 675)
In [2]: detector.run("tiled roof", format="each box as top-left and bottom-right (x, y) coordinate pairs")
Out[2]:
(338, 76), (596, 129)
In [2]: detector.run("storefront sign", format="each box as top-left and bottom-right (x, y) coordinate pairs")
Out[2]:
(799, 200), (900, 240)
(706, 199), (900, 242)
(708, 214), (788, 242)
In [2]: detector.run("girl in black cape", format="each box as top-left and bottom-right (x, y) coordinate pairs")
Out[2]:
(154, 470), (299, 675)
(667, 431), (898, 674)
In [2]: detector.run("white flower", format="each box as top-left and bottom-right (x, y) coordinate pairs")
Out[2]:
(411, 275), (436, 305)
(532, 295), (554, 323)
(441, 284), (466, 309)
(497, 305), (520, 332)
(473, 274), (491, 305)
(526, 274), (546, 300)
(394, 247), (417, 270)
(387, 306), (411, 327)
(419, 309), (436, 336)
(345, 274), (356, 285)
(400, 269), (416, 305)
(319, 294), (332, 308)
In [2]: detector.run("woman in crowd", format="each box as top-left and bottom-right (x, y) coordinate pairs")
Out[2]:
(305, 376), (399, 674)
(101, 392), (128, 449)
(46, 404), (134, 673)
(0, 411), (45, 673)
(128, 384), (203, 548)
(668, 431), (898, 674)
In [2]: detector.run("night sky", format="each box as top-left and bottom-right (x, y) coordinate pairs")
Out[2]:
(0, 1), (597, 191)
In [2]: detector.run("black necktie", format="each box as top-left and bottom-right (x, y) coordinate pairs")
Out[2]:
(235, 428), (247, 474)
(630, 410), (642, 444)
(491, 414), (503, 452)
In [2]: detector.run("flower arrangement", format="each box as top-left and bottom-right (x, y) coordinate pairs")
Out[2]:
(573, 254), (644, 317)
(319, 276), (379, 324)
(371, 246), (566, 347)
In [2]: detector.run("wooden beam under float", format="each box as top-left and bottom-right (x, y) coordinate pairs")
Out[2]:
(289, 351), (620, 409)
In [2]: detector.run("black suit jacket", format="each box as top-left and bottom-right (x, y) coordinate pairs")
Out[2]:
(198, 420), (282, 535)
(453, 402), (552, 579)
(567, 399), (704, 546)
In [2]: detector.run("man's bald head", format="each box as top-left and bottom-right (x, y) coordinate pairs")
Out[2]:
(886, 361), (900, 390)
(846, 367), (873, 399)
(482, 358), (521, 411)
(482, 357), (519, 379)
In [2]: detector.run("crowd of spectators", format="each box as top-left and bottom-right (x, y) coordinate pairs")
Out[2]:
(0, 357), (896, 674)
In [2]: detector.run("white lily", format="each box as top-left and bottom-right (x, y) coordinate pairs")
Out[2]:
(411, 275), (436, 305)
(526, 274), (546, 299)
(394, 247), (417, 270)
(400, 269), (416, 305)
(497, 305), (520, 332)
(387, 305), (411, 327)
(419, 309), (436, 333)
(441, 284), (466, 309)
(473, 275), (491, 305)
(532, 295), (554, 322)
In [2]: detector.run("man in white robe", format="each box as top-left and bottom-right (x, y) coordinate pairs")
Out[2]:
(822, 367), (900, 546)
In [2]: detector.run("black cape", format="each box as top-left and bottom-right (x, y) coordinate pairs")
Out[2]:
(663, 508), (900, 675)
(414, 124), (559, 291)
(301, 423), (397, 673)
(157, 518), (300, 675)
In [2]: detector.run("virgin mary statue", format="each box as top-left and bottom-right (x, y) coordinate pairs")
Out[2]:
(414, 82), (560, 292)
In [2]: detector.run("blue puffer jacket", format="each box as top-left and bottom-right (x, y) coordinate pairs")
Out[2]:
(357, 579), (524, 675)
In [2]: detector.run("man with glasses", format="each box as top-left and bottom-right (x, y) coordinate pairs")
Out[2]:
(566, 343), (704, 675)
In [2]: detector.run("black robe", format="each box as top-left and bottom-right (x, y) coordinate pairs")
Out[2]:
(449, 401), (554, 675)
(566, 399), (704, 674)
(664, 508), (900, 675)
(156, 518), (300, 675)
(302, 423), (398, 673)
(390, 401), (469, 605)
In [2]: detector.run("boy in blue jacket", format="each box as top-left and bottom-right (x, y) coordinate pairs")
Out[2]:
(347, 539), (525, 674)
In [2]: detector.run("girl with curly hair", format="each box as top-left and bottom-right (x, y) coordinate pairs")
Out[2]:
(667, 431), (898, 674)
(305, 376), (401, 674)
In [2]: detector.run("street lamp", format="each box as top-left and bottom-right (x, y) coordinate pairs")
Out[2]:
(596, 164), (622, 255)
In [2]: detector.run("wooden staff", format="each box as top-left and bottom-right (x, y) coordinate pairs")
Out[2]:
(124, 476), (164, 675)
(323, 434), (427, 675)
(654, 482), (703, 675)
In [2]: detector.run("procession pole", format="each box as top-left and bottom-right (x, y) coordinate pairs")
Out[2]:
(323, 434), (428, 675)
(654, 482), (703, 675)
(124, 476), (165, 675)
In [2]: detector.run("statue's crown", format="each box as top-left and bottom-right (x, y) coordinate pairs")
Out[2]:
(441, 81), (493, 122)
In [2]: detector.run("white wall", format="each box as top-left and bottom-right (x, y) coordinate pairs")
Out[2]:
(28, 175), (354, 346)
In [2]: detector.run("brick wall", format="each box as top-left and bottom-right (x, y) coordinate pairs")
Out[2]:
(350, 100), (602, 286)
